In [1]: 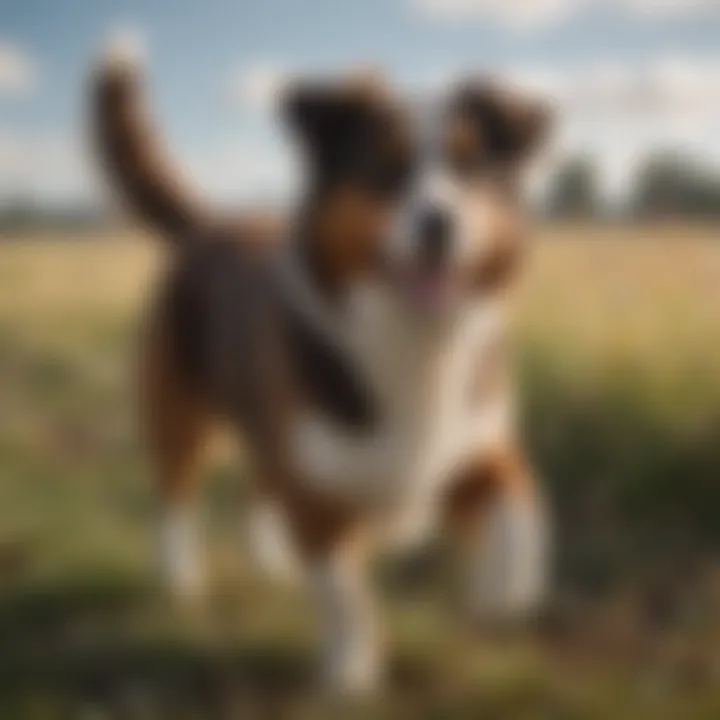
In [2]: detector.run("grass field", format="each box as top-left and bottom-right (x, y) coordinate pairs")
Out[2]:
(1, 225), (720, 718)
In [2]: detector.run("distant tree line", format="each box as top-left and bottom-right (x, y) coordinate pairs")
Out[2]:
(633, 153), (720, 220)
(0, 197), (111, 236)
(2, 150), (720, 234)
(546, 151), (720, 221)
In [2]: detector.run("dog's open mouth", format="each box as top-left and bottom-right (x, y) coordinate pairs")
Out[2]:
(396, 263), (458, 313)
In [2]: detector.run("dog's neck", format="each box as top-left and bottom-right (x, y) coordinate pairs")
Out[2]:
(293, 197), (349, 303)
(279, 199), (381, 429)
(296, 231), (341, 304)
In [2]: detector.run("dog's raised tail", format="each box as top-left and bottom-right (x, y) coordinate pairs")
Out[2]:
(92, 34), (209, 243)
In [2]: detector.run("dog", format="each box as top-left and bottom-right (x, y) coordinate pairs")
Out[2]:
(92, 43), (552, 694)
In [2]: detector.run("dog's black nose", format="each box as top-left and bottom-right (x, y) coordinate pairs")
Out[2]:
(418, 207), (452, 266)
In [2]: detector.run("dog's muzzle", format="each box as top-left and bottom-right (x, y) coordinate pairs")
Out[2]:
(417, 205), (453, 270)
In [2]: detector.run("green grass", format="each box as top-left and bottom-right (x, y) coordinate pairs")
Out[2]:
(1, 228), (720, 718)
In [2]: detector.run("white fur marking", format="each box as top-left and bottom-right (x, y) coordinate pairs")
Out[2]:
(292, 412), (409, 504)
(309, 551), (380, 694)
(100, 27), (145, 71)
(291, 297), (510, 513)
(247, 502), (299, 585)
(467, 492), (549, 620)
(159, 504), (203, 601)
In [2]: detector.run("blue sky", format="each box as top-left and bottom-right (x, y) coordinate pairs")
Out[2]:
(2, 0), (720, 205)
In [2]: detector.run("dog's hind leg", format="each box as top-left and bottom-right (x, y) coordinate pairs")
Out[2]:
(142, 326), (211, 603)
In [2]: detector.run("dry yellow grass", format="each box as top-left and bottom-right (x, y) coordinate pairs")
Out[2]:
(0, 231), (158, 324)
(524, 224), (720, 363)
(3, 223), (719, 344)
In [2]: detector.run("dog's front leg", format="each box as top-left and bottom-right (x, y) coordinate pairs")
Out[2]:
(309, 541), (381, 695)
(445, 446), (550, 622)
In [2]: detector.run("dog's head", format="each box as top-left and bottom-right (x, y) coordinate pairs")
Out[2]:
(284, 75), (551, 312)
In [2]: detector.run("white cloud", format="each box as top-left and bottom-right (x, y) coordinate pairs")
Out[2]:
(409, 0), (720, 30)
(502, 55), (720, 199)
(0, 124), (294, 207)
(227, 62), (287, 112)
(625, 0), (720, 17)
(410, 0), (577, 30)
(219, 56), (720, 203)
(181, 136), (299, 204)
(506, 56), (720, 118)
(0, 42), (36, 96)
(0, 128), (92, 204)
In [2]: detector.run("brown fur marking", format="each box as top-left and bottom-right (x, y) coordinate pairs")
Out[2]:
(141, 311), (211, 506)
(444, 445), (534, 534)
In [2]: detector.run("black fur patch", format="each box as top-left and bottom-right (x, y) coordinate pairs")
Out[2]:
(284, 83), (414, 199)
(282, 297), (378, 429)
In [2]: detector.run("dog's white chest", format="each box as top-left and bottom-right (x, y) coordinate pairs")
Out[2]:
(291, 288), (510, 524)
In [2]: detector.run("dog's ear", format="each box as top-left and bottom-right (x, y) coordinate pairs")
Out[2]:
(281, 74), (390, 180)
(283, 83), (363, 144)
(453, 80), (552, 166)
(283, 73), (386, 137)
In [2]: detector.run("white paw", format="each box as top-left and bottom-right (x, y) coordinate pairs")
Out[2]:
(467, 493), (550, 621)
(246, 503), (300, 586)
(164, 561), (204, 604)
(310, 555), (381, 696)
(159, 506), (204, 603)
(291, 414), (344, 484)
(322, 643), (380, 696)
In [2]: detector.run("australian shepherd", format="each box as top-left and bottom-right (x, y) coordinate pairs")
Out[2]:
(92, 43), (552, 694)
